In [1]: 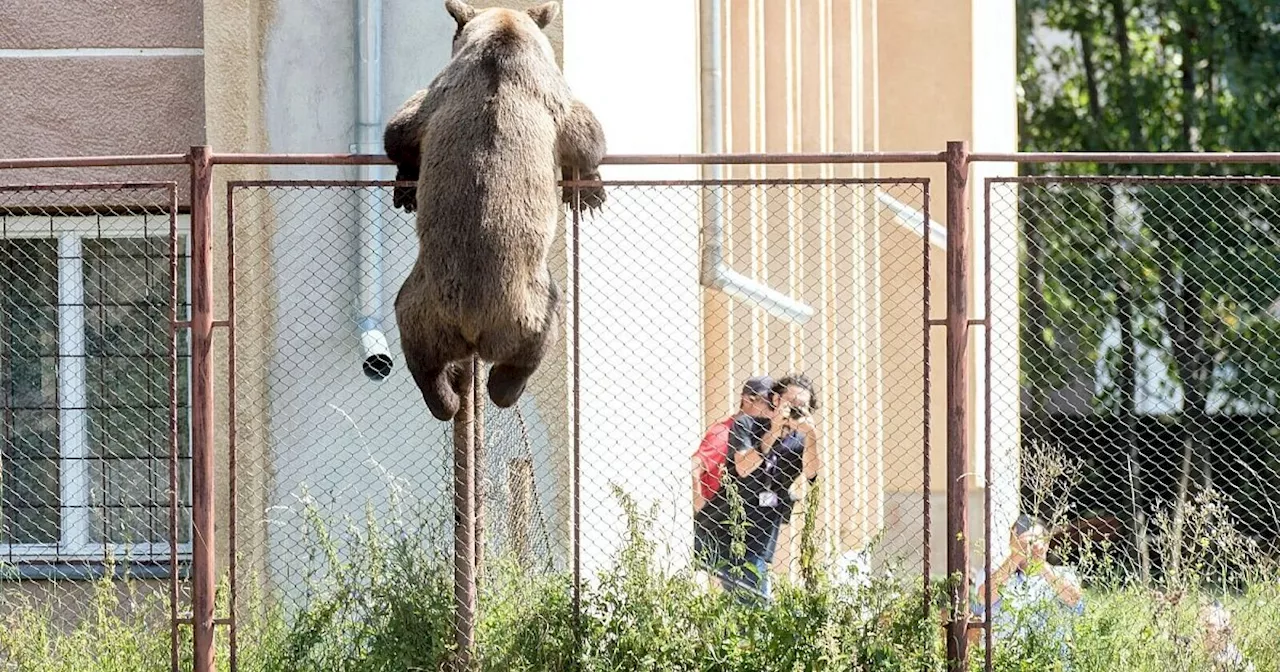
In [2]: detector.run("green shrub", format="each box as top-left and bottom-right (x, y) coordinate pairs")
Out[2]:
(5, 482), (1278, 672)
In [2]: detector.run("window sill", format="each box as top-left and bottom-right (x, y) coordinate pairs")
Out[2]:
(0, 560), (190, 582)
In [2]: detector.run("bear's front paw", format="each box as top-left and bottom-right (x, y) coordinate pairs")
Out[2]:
(561, 171), (607, 215)
(392, 184), (417, 213)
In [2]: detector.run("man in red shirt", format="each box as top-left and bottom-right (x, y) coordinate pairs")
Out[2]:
(691, 375), (774, 578)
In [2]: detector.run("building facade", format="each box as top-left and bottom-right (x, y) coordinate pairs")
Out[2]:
(0, 0), (1020, 608)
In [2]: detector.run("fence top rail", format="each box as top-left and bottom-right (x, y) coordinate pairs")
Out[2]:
(0, 181), (178, 193)
(4, 149), (1280, 171)
(207, 151), (950, 166)
(989, 175), (1280, 186)
(213, 150), (1280, 166)
(224, 176), (929, 189)
(0, 155), (190, 170)
(972, 151), (1280, 164)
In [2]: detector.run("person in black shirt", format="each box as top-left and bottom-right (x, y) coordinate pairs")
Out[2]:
(721, 373), (821, 601)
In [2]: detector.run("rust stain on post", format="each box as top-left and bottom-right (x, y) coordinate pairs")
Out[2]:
(167, 183), (181, 672)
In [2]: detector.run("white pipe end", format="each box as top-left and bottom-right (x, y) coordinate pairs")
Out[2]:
(360, 326), (393, 381)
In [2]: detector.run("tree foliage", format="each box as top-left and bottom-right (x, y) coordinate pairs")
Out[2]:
(1016, 0), (1280, 579)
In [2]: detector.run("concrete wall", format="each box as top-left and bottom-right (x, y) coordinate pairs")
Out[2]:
(563, 0), (704, 575)
(0, 1), (204, 195)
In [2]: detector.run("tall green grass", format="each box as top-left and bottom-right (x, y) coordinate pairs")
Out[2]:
(4, 481), (1277, 672)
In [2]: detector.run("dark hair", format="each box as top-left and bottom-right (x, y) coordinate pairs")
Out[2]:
(1012, 514), (1046, 536)
(771, 373), (819, 412)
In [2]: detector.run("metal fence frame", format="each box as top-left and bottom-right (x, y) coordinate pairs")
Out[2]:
(5, 142), (1280, 672)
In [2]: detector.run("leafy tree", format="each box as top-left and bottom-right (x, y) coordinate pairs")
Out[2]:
(1016, 0), (1280, 583)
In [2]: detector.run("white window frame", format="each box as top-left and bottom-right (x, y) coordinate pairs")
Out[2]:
(1, 212), (193, 562)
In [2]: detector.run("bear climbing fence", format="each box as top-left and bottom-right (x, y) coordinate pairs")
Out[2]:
(3, 145), (1280, 672)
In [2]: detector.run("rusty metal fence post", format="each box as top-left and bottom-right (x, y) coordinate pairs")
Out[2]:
(453, 358), (478, 671)
(474, 361), (487, 591)
(944, 140), (972, 672)
(188, 145), (218, 672)
(570, 168), (583, 664)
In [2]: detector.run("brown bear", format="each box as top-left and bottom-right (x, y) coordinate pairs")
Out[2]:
(384, 0), (607, 422)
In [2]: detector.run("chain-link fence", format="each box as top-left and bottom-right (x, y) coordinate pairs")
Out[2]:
(979, 175), (1280, 671)
(226, 180), (567, 671)
(0, 182), (190, 667)
(218, 172), (939, 670)
(7, 152), (1280, 672)
(572, 177), (936, 587)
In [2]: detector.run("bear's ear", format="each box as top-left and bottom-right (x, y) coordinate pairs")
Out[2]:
(445, 0), (476, 25)
(527, 1), (559, 29)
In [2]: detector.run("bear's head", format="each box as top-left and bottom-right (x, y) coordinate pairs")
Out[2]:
(444, 0), (559, 60)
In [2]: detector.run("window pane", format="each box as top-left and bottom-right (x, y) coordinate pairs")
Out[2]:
(0, 457), (59, 544)
(89, 457), (160, 545)
(84, 237), (177, 546)
(2, 239), (58, 406)
(90, 355), (164, 411)
(6, 308), (56, 359)
(0, 239), (57, 305)
(1, 239), (58, 546)
(91, 407), (164, 459)
(10, 409), (58, 458)
(6, 357), (57, 409)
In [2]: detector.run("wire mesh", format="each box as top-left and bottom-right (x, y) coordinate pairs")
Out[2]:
(572, 178), (935, 603)
(980, 177), (1280, 670)
(0, 183), (189, 656)
(227, 182), (564, 671)
(222, 175), (936, 669)
(7, 158), (1280, 671)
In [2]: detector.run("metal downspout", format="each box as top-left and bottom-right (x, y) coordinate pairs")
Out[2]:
(356, 0), (392, 380)
(699, 0), (816, 324)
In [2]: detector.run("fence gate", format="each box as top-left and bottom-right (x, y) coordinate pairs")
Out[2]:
(221, 174), (554, 671)
(562, 168), (945, 660)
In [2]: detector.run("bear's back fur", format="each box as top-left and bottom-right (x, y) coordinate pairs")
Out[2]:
(386, 0), (606, 420)
(409, 8), (570, 343)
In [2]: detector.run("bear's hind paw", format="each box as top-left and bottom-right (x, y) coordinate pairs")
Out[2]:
(392, 185), (418, 213)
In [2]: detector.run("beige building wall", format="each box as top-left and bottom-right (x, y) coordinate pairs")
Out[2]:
(0, 0), (214, 614)
(0, 2), (204, 196)
(705, 0), (1018, 577)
